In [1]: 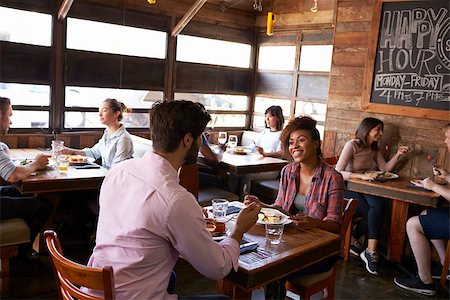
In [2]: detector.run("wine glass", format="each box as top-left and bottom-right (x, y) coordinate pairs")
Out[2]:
(228, 135), (238, 149)
(218, 132), (227, 145)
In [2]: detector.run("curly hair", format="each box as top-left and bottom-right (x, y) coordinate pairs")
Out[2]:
(279, 116), (322, 160)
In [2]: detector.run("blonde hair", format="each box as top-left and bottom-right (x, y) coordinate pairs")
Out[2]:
(104, 98), (131, 121)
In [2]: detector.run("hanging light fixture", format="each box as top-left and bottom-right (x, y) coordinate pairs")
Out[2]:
(311, 0), (318, 13)
(253, 0), (263, 12)
(266, 11), (275, 36)
(147, 0), (157, 4)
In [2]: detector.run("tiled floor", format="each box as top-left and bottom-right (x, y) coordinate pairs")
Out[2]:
(1, 235), (449, 299)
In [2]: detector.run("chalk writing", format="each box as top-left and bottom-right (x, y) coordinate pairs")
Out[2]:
(371, 1), (450, 110)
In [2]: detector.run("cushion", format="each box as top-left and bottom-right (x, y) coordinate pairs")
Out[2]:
(288, 268), (334, 287)
(252, 179), (279, 199)
(198, 188), (240, 207)
(131, 135), (153, 158)
(241, 131), (261, 147)
(0, 218), (30, 247)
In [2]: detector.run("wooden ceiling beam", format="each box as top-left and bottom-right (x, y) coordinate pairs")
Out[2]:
(58, 0), (75, 20)
(171, 0), (207, 37)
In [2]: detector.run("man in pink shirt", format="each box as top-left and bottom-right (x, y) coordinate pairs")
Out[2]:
(87, 100), (260, 299)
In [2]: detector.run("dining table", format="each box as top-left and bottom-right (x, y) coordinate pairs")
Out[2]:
(8, 148), (109, 194)
(217, 223), (340, 299)
(200, 147), (288, 176)
(347, 176), (441, 263)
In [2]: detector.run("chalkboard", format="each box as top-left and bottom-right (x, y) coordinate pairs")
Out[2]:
(363, 0), (450, 120)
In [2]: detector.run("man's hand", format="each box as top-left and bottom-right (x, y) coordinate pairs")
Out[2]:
(230, 202), (260, 241)
(422, 177), (436, 191)
(33, 154), (49, 170)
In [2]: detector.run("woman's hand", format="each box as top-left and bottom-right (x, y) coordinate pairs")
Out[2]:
(359, 172), (378, 181)
(432, 165), (448, 177)
(243, 194), (262, 206)
(422, 177), (437, 191)
(290, 214), (318, 230)
(255, 146), (265, 156)
(396, 146), (410, 157)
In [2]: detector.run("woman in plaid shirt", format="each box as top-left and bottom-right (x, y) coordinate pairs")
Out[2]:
(244, 116), (345, 298)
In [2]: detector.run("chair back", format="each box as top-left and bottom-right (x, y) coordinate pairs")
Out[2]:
(44, 230), (115, 300)
(323, 155), (339, 167)
(340, 198), (358, 260)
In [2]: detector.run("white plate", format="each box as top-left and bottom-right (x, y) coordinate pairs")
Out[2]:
(410, 179), (424, 187)
(366, 171), (399, 180)
(256, 208), (292, 225)
(67, 156), (96, 165)
(233, 147), (253, 155)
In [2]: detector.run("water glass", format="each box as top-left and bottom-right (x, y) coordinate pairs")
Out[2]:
(265, 223), (284, 245)
(51, 140), (64, 159)
(212, 198), (229, 219)
(228, 135), (238, 149)
(57, 156), (69, 173)
(218, 132), (227, 145)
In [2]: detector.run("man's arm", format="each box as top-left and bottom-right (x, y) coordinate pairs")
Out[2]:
(7, 154), (48, 183)
(423, 177), (450, 202)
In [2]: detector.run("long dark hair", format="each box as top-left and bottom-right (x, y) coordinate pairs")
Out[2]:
(265, 106), (284, 131)
(280, 116), (322, 160)
(355, 117), (384, 150)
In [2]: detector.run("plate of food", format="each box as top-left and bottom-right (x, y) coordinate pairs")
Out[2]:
(233, 147), (252, 155)
(366, 171), (399, 180)
(410, 179), (424, 187)
(256, 208), (292, 225)
(64, 155), (95, 165)
(206, 218), (228, 239)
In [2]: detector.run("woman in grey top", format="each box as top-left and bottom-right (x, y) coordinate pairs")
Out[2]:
(335, 117), (409, 275)
(62, 98), (133, 169)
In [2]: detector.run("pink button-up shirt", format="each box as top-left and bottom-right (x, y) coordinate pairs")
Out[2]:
(87, 152), (240, 299)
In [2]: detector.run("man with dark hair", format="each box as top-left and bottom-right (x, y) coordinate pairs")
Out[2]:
(0, 96), (51, 256)
(87, 100), (260, 299)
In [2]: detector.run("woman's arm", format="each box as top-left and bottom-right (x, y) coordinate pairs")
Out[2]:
(376, 146), (409, 171)
(61, 147), (86, 156)
(423, 177), (450, 202)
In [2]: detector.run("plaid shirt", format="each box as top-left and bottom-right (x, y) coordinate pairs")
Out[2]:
(274, 161), (344, 223)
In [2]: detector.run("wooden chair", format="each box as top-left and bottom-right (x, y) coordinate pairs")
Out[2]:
(340, 198), (358, 261)
(0, 218), (31, 291)
(44, 230), (115, 300)
(285, 198), (357, 300)
(441, 240), (450, 289)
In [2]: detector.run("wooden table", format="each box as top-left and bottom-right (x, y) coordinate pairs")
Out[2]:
(207, 149), (288, 176)
(9, 148), (108, 194)
(347, 177), (441, 263)
(219, 225), (340, 299)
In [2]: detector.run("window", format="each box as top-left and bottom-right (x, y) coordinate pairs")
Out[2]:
(299, 45), (333, 72)
(0, 7), (52, 46)
(253, 97), (290, 129)
(258, 46), (296, 71)
(0, 83), (50, 129)
(64, 86), (160, 129)
(175, 93), (247, 128)
(295, 45), (333, 139)
(176, 35), (251, 68)
(67, 18), (167, 58)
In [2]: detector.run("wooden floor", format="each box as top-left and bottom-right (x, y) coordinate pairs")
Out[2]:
(1, 229), (449, 299)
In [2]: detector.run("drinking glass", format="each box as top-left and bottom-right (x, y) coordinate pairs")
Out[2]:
(218, 132), (227, 145)
(51, 140), (64, 160)
(212, 198), (229, 219)
(228, 135), (238, 149)
(265, 223), (284, 245)
(57, 155), (69, 173)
